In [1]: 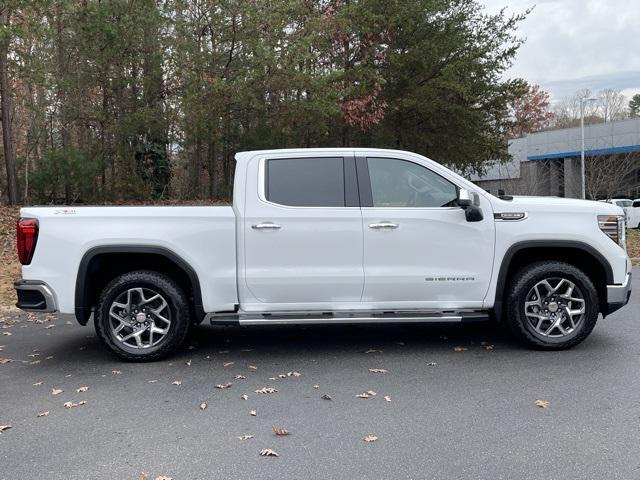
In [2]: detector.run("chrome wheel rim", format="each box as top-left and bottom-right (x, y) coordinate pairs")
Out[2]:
(108, 288), (171, 349)
(524, 277), (586, 338)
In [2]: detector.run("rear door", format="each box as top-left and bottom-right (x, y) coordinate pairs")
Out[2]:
(358, 155), (494, 309)
(242, 154), (364, 310)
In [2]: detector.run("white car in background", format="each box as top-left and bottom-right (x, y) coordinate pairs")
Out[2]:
(602, 199), (640, 229)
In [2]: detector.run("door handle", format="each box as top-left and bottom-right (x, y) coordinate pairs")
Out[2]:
(368, 222), (399, 229)
(252, 222), (282, 230)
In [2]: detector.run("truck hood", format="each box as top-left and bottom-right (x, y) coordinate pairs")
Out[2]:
(493, 196), (624, 215)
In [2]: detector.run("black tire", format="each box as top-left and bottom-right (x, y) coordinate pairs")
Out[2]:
(504, 261), (599, 350)
(95, 270), (191, 361)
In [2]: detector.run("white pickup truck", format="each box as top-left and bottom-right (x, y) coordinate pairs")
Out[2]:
(15, 148), (632, 360)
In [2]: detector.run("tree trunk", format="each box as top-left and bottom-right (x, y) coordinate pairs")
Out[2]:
(0, 9), (17, 205)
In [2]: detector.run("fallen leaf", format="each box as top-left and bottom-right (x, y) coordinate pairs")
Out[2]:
(482, 344), (494, 351)
(272, 426), (290, 436)
(0, 358), (13, 364)
(384, 396), (392, 402)
(255, 387), (277, 394)
(235, 375), (246, 379)
(148, 380), (158, 383)
(155, 476), (173, 480)
(535, 399), (550, 409)
(200, 402), (207, 410)
(223, 362), (234, 367)
(112, 370), (122, 375)
(30, 360), (40, 365)
(27, 353), (39, 358)
(238, 434), (254, 440)
(0, 425), (12, 433)
(260, 448), (279, 457)
(363, 435), (379, 443)
(216, 383), (232, 389)
(63, 400), (87, 409)
(248, 365), (258, 370)
(33, 381), (43, 386)
(76, 386), (89, 393)
(426, 362), (438, 366)
(365, 349), (383, 354)
(172, 380), (182, 386)
(321, 394), (332, 401)
(2, 332), (12, 336)
(356, 392), (371, 399)
(250, 410), (257, 416)
(45, 324), (55, 329)
(186, 360), (192, 366)
(395, 341), (405, 346)
(51, 388), (63, 396)
(37, 411), (49, 417)
(453, 346), (467, 352)
(313, 385), (319, 389)
(278, 374), (286, 379)
(241, 394), (248, 401)
(368, 368), (388, 374)
(367, 390), (377, 396)
(287, 371), (301, 377)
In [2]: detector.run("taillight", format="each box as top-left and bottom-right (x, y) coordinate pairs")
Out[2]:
(17, 218), (39, 265)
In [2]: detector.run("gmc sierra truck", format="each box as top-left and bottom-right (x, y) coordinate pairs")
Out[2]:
(14, 148), (632, 360)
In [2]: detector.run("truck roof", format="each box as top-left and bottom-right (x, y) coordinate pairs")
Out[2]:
(234, 147), (423, 163)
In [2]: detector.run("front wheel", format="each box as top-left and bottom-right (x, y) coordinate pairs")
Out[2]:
(95, 270), (191, 361)
(505, 261), (599, 350)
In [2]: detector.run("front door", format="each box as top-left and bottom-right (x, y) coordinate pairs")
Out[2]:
(358, 155), (494, 309)
(242, 155), (364, 310)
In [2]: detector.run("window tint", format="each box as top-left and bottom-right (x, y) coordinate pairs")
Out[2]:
(266, 157), (345, 207)
(367, 157), (458, 208)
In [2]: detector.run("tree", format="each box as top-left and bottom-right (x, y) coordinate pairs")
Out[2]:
(599, 88), (627, 122)
(0, 4), (17, 204)
(630, 94), (640, 118)
(509, 81), (553, 137)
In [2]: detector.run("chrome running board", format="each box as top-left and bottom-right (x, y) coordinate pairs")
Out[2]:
(208, 310), (489, 326)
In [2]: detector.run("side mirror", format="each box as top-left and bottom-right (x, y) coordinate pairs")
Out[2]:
(458, 188), (483, 222)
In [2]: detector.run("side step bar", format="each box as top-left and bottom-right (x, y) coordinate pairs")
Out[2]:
(208, 310), (489, 326)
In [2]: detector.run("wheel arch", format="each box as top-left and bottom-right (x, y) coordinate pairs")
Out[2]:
(74, 245), (204, 325)
(492, 240), (613, 321)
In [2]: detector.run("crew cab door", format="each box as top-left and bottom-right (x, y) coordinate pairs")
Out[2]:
(357, 155), (494, 309)
(241, 154), (363, 310)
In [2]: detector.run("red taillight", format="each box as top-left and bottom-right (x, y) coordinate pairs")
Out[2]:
(17, 218), (38, 265)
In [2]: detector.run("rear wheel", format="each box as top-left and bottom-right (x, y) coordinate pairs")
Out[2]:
(505, 261), (599, 350)
(95, 270), (191, 361)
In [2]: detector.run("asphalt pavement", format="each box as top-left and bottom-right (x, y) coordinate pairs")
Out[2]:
(1, 272), (640, 480)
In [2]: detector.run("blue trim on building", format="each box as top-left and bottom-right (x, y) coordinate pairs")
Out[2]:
(527, 144), (640, 161)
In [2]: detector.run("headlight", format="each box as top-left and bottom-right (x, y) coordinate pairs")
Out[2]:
(598, 215), (626, 251)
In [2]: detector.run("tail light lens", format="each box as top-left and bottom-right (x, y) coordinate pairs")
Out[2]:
(17, 218), (39, 265)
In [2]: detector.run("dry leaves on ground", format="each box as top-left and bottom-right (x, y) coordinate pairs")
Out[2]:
(0, 425), (12, 433)
(535, 399), (550, 408)
(272, 426), (290, 436)
(0, 357), (13, 364)
(384, 396), (392, 402)
(112, 370), (122, 375)
(453, 346), (467, 352)
(238, 434), (254, 441)
(356, 390), (377, 399)
(63, 400), (87, 409)
(216, 383), (232, 389)
(200, 403), (207, 410)
(223, 362), (234, 367)
(250, 410), (257, 416)
(255, 387), (277, 394)
(321, 394), (332, 400)
(368, 368), (387, 373)
(365, 349), (383, 353)
(155, 476), (173, 480)
(248, 365), (258, 370)
(76, 386), (89, 393)
(426, 362), (438, 366)
(235, 375), (246, 379)
(37, 411), (49, 417)
(172, 380), (182, 386)
(51, 388), (63, 396)
(241, 394), (248, 401)
(260, 448), (279, 457)
(363, 435), (379, 442)
(33, 381), (43, 386)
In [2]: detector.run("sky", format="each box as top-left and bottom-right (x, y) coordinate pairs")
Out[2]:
(480, 0), (640, 103)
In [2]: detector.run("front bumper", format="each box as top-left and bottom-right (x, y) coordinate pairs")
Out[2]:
(605, 272), (632, 315)
(14, 280), (57, 313)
